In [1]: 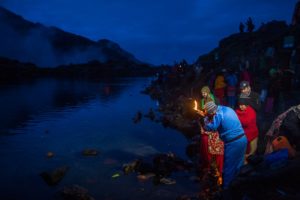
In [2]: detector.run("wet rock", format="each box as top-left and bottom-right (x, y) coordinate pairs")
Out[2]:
(197, 164), (222, 200)
(132, 111), (142, 123)
(137, 173), (155, 182)
(186, 142), (201, 159)
(61, 185), (95, 200)
(123, 144), (159, 157)
(152, 189), (174, 199)
(189, 176), (201, 182)
(144, 108), (155, 120)
(40, 165), (70, 186)
(103, 158), (118, 165)
(176, 194), (200, 200)
(123, 160), (139, 175)
(82, 149), (99, 156)
(159, 177), (176, 185)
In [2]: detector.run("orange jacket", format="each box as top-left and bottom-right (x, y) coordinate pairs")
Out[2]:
(214, 75), (226, 89)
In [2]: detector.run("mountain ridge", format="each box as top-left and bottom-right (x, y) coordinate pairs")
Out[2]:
(0, 6), (141, 67)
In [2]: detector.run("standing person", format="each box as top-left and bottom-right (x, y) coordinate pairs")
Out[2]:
(200, 86), (216, 108)
(196, 86), (224, 176)
(225, 69), (238, 108)
(240, 65), (252, 86)
(200, 102), (247, 189)
(239, 81), (261, 112)
(208, 70), (217, 91)
(235, 97), (259, 159)
(265, 68), (281, 114)
(214, 71), (227, 105)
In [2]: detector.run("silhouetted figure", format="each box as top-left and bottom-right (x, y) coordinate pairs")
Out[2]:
(292, 0), (300, 25)
(246, 17), (255, 32)
(144, 108), (155, 120)
(180, 59), (188, 67)
(133, 111), (142, 123)
(239, 22), (245, 33)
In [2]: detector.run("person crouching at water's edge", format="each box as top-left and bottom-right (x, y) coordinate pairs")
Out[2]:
(196, 86), (224, 176)
(200, 101), (247, 189)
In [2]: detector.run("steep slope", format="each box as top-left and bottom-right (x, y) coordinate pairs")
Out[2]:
(0, 6), (140, 67)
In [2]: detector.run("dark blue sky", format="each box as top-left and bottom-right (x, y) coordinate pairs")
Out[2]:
(0, 0), (297, 65)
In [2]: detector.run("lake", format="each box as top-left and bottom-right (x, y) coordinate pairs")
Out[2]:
(0, 77), (199, 200)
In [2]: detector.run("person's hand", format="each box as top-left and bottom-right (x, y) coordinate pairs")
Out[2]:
(200, 125), (205, 133)
(196, 109), (206, 117)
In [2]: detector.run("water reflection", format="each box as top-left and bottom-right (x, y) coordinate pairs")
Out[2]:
(0, 78), (132, 133)
(0, 77), (198, 200)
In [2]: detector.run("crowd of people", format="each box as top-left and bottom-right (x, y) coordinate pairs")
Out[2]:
(148, 56), (299, 197)
(194, 81), (260, 190)
(193, 64), (298, 193)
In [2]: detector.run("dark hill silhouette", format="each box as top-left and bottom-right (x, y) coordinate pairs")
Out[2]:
(196, 1), (300, 72)
(0, 6), (141, 67)
(198, 21), (297, 67)
(196, 19), (299, 78)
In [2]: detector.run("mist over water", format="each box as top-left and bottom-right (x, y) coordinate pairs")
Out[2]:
(0, 8), (108, 67)
(0, 20), (106, 67)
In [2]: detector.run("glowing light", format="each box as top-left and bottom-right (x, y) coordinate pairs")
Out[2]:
(194, 100), (198, 110)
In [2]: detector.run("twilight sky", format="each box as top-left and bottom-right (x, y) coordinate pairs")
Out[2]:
(0, 0), (297, 65)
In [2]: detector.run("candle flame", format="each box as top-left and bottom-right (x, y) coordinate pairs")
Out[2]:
(194, 100), (198, 110)
(215, 170), (223, 186)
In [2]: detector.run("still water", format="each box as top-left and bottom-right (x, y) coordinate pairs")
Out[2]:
(0, 77), (198, 200)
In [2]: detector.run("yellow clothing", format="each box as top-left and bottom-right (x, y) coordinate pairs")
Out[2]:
(214, 75), (226, 89)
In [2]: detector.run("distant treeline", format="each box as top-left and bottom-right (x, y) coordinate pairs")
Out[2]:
(0, 57), (160, 83)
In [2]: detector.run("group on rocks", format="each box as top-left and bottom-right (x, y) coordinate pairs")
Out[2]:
(144, 54), (300, 199)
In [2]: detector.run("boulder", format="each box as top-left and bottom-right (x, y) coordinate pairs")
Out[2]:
(61, 185), (95, 200)
(82, 149), (99, 156)
(40, 165), (69, 186)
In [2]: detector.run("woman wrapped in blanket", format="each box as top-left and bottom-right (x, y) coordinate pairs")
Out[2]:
(200, 101), (247, 189)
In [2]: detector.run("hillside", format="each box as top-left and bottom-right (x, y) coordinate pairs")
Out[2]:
(0, 6), (141, 67)
(196, 20), (299, 78)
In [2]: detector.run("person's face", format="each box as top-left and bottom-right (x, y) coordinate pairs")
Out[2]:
(202, 91), (208, 98)
(239, 104), (247, 111)
(206, 111), (216, 118)
(241, 86), (251, 94)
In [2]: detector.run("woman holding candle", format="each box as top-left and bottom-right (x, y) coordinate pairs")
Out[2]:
(195, 86), (224, 178)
